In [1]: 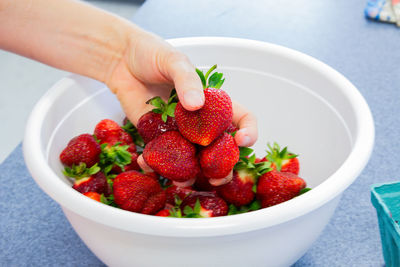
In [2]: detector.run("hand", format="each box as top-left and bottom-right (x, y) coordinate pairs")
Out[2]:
(106, 31), (258, 186)
(107, 31), (258, 147)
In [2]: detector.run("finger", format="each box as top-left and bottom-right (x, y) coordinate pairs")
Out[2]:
(164, 51), (204, 111)
(137, 154), (154, 173)
(172, 177), (196, 188)
(208, 170), (233, 186)
(232, 100), (258, 147)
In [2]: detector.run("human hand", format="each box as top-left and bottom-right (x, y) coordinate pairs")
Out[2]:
(106, 30), (257, 186)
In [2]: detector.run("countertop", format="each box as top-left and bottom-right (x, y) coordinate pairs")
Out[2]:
(2, 0), (400, 266)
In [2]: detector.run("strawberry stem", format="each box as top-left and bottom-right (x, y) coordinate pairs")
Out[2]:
(204, 64), (217, 81)
(195, 64), (225, 89)
(145, 94), (178, 123)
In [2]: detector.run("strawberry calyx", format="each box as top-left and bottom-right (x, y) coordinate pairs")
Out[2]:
(182, 198), (203, 218)
(298, 187), (312, 196)
(235, 147), (272, 177)
(121, 119), (144, 148)
(196, 64), (225, 90)
(63, 162), (100, 180)
(99, 143), (132, 174)
(146, 91), (178, 123)
(265, 142), (298, 171)
(227, 200), (261, 215)
(100, 193), (118, 207)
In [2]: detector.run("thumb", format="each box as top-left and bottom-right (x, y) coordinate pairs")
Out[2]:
(163, 52), (204, 111)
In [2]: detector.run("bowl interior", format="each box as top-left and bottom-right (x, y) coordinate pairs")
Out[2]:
(46, 46), (353, 190)
(26, 37), (373, 237)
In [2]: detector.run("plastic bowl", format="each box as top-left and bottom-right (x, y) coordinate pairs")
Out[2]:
(23, 37), (374, 267)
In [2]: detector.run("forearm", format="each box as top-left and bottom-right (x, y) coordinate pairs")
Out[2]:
(0, 0), (136, 83)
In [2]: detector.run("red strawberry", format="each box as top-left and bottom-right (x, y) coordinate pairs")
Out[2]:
(165, 185), (194, 205)
(217, 148), (271, 207)
(95, 120), (138, 174)
(60, 134), (101, 168)
(94, 119), (122, 144)
(199, 132), (239, 179)
(180, 191), (228, 217)
(72, 172), (110, 195)
(94, 119), (135, 150)
(113, 171), (166, 215)
(217, 170), (256, 207)
(193, 171), (215, 192)
(142, 131), (200, 183)
(137, 94), (179, 144)
(83, 192), (101, 202)
(264, 143), (299, 175)
(256, 170), (306, 208)
(225, 123), (239, 134)
(155, 209), (171, 217)
(174, 65), (233, 146)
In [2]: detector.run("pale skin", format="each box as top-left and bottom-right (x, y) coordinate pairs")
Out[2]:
(0, 0), (258, 186)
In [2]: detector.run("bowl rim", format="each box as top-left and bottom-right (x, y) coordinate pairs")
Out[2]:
(23, 37), (375, 237)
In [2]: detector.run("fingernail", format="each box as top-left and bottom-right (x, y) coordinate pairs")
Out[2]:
(241, 134), (251, 147)
(183, 90), (204, 109)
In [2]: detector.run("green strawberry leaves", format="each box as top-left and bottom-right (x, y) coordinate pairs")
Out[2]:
(100, 193), (118, 207)
(196, 64), (225, 90)
(235, 147), (272, 177)
(63, 163), (100, 179)
(146, 90), (178, 123)
(99, 143), (132, 175)
(298, 187), (312, 196)
(182, 199), (203, 218)
(121, 119), (145, 148)
(265, 142), (298, 171)
(227, 200), (261, 215)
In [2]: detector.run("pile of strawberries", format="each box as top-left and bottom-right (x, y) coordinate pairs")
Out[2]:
(59, 65), (310, 217)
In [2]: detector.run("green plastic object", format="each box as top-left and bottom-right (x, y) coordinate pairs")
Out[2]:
(371, 182), (400, 267)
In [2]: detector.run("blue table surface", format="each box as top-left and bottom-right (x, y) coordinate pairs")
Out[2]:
(2, 0), (399, 266)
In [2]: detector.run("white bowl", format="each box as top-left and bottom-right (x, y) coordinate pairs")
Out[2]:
(23, 37), (374, 267)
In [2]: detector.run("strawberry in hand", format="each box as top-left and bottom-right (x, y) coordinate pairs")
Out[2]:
(199, 132), (240, 180)
(142, 131), (200, 185)
(136, 91), (179, 144)
(174, 65), (233, 146)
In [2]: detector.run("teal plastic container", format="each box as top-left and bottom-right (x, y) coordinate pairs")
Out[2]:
(371, 182), (400, 267)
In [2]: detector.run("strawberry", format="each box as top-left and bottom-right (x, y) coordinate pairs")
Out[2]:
(180, 191), (228, 217)
(193, 171), (215, 192)
(94, 119), (138, 174)
(99, 142), (135, 174)
(199, 132), (239, 179)
(225, 123), (238, 134)
(165, 185), (194, 205)
(142, 131), (200, 183)
(155, 209), (171, 217)
(113, 171), (166, 215)
(137, 93), (179, 144)
(72, 171), (110, 196)
(60, 133), (101, 168)
(174, 65), (233, 146)
(264, 143), (300, 175)
(256, 170), (306, 208)
(83, 192), (101, 202)
(94, 119), (122, 144)
(94, 119), (136, 149)
(217, 147), (271, 207)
